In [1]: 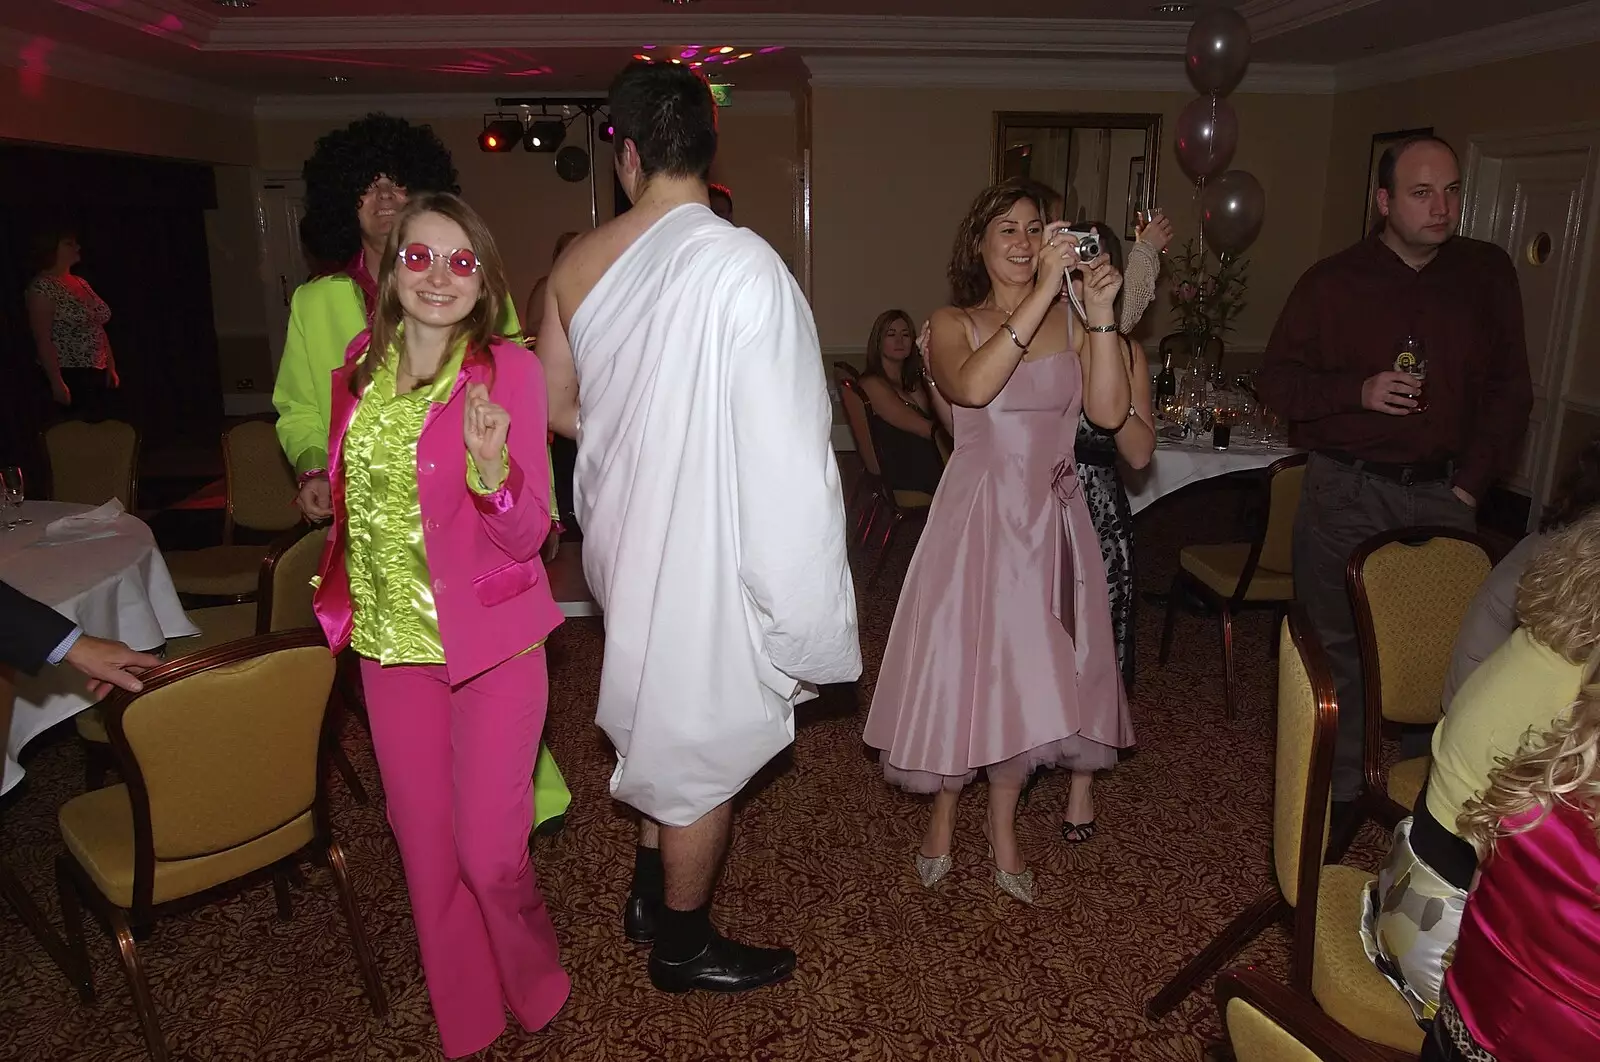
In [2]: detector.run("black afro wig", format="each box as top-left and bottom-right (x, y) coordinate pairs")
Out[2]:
(299, 112), (460, 265)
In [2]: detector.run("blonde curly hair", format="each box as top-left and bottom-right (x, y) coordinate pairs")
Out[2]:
(1515, 507), (1600, 663)
(1458, 665), (1600, 856)
(1461, 511), (1600, 853)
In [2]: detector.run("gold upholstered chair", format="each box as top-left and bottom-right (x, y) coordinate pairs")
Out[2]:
(1147, 607), (1423, 1057)
(1216, 969), (1394, 1062)
(1343, 528), (1498, 833)
(54, 631), (386, 1062)
(1159, 452), (1307, 718)
(75, 524), (367, 805)
(836, 374), (933, 588)
(164, 420), (301, 601)
(43, 419), (139, 512)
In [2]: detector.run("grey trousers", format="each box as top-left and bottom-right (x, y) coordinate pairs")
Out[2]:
(1291, 452), (1476, 802)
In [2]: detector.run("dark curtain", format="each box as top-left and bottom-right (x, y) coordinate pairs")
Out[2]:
(0, 141), (223, 488)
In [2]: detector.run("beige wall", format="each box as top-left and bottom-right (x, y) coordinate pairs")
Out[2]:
(811, 86), (1336, 365)
(0, 73), (252, 166)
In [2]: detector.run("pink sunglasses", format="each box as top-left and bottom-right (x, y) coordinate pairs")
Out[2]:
(398, 242), (481, 277)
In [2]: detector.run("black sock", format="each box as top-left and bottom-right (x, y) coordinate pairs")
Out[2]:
(652, 903), (713, 963)
(629, 845), (664, 902)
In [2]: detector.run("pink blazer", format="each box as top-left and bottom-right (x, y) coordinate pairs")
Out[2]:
(313, 332), (563, 684)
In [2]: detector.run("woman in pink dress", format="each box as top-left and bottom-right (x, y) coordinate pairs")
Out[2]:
(1426, 684), (1600, 1060)
(863, 180), (1135, 903)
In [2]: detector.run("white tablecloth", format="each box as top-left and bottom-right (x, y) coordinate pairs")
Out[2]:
(2, 501), (198, 795)
(1124, 436), (1298, 515)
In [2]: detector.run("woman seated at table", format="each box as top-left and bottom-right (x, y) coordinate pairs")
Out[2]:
(1362, 508), (1600, 1028)
(1441, 435), (1600, 710)
(1423, 686), (1600, 1061)
(856, 309), (945, 496)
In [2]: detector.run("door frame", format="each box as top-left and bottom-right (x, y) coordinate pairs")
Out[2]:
(1463, 122), (1600, 527)
(251, 168), (306, 380)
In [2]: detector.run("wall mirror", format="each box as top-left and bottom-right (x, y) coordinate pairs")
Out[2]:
(993, 112), (1163, 240)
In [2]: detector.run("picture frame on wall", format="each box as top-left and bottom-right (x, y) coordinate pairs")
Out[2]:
(1364, 127), (1433, 236)
(1125, 155), (1147, 240)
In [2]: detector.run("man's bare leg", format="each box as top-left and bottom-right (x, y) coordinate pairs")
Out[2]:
(644, 801), (796, 993)
(623, 819), (663, 944)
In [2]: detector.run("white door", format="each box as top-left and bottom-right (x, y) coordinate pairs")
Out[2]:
(1464, 129), (1598, 527)
(253, 171), (308, 375)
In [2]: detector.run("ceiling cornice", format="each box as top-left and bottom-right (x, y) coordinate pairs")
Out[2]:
(0, 23), (250, 116)
(1237, 0), (1386, 40)
(196, 15), (1192, 55)
(1334, 2), (1600, 90)
(253, 89), (798, 121)
(802, 55), (1337, 94)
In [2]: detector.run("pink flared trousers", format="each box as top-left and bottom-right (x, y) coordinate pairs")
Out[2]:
(361, 650), (569, 1058)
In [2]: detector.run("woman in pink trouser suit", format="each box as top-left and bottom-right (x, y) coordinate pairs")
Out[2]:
(313, 193), (568, 1057)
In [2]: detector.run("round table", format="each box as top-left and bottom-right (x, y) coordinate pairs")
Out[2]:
(1124, 434), (1299, 515)
(1, 500), (198, 795)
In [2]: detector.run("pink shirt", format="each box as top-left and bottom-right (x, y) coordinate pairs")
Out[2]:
(1445, 800), (1600, 1059)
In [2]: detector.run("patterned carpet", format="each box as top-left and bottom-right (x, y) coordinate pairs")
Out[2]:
(0, 483), (1379, 1061)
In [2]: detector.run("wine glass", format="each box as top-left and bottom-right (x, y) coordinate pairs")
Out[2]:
(1, 466), (28, 527)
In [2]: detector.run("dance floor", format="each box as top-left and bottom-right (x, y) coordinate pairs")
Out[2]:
(0, 484), (1384, 1061)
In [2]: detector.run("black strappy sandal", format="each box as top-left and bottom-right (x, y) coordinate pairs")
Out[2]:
(1060, 819), (1097, 844)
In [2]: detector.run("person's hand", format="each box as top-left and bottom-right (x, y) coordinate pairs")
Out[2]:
(541, 523), (562, 563)
(50, 375), (71, 406)
(296, 474), (333, 520)
(105, 365), (121, 389)
(1035, 223), (1075, 298)
(64, 635), (161, 700)
(1452, 485), (1477, 509)
(1361, 370), (1420, 415)
(464, 382), (510, 490)
(1080, 250), (1123, 314)
(1138, 210), (1174, 253)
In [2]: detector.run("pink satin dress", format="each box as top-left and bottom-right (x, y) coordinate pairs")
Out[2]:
(1442, 800), (1600, 1058)
(863, 331), (1133, 792)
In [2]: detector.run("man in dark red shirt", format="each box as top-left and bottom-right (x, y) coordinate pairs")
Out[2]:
(1258, 135), (1532, 807)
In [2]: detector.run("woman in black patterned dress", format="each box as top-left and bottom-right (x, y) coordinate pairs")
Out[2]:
(1072, 225), (1156, 707)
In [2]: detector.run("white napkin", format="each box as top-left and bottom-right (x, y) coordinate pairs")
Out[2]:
(38, 499), (126, 545)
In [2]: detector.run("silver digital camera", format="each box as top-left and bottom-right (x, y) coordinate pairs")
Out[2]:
(1065, 223), (1100, 261)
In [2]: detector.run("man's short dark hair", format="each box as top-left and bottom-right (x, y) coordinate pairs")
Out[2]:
(608, 60), (718, 180)
(1377, 134), (1458, 195)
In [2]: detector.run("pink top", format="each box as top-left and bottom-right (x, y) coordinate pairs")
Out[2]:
(1445, 800), (1600, 1059)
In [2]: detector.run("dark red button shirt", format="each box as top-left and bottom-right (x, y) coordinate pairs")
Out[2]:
(1257, 234), (1532, 500)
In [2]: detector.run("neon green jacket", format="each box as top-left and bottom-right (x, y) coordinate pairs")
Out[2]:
(271, 273), (558, 518)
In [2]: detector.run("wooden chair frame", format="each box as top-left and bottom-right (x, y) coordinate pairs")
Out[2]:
(1339, 525), (1503, 842)
(1214, 968), (1397, 1062)
(1160, 452), (1308, 718)
(1146, 604), (1338, 1019)
(836, 375), (931, 588)
(54, 630), (387, 1061)
(40, 418), (141, 514)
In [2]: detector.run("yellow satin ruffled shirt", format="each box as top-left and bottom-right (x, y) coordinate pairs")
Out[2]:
(342, 342), (469, 666)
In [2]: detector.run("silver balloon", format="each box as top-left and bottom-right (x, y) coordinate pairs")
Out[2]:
(1201, 169), (1266, 256)
(1174, 95), (1238, 182)
(1185, 7), (1252, 96)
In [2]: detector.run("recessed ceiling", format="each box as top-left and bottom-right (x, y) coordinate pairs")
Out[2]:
(0, 0), (1591, 97)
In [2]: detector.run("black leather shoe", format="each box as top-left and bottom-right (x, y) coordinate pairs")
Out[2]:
(647, 932), (796, 993)
(623, 894), (659, 944)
